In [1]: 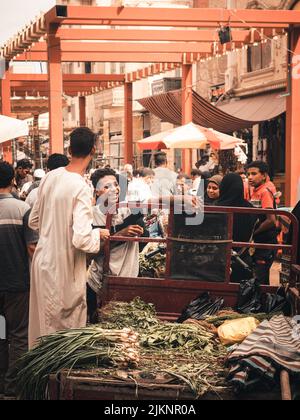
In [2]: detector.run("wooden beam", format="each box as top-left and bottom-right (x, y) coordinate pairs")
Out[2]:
(10, 73), (125, 82)
(26, 41), (214, 54)
(124, 82), (133, 165)
(60, 41), (213, 54)
(14, 51), (197, 63)
(48, 23), (64, 154)
(44, 6), (300, 26)
(55, 19), (289, 29)
(79, 96), (86, 127)
(286, 27), (300, 206)
(60, 52), (196, 63)
(12, 81), (112, 88)
(14, 52), (48, 61)
(63, 74), (125, 82)
(55, 27), (280, 42)
(182, 64), (193, 173)
(0, 64), (13, 163)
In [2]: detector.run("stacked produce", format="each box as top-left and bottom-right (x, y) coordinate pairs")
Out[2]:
(16, 327), (140, 400)
(99, 298), (228, 398)
(17, 298), (230, 400)
(99, 297), (159, 330)
(139, 244), (166, 278)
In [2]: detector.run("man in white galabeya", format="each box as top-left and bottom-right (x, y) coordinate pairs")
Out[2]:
(28, 127), (110, 349)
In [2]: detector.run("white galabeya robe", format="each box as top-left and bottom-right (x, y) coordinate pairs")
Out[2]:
(28, 167), (100, 349)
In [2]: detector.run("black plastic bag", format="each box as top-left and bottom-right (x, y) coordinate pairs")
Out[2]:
(236, 278), (263, 314)
(177, 292), (224, 323)
(231, 253), (253, 283)
(264, 286), (292, 316)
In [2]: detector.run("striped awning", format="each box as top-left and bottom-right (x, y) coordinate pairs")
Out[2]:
(138, 90), (286, 133)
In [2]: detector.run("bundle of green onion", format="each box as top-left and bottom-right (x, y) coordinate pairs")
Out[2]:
(205, 312), (278, 327)
(16, 327), (140, 400)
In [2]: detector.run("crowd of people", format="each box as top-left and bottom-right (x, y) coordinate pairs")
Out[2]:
(0, 126), (297, 399)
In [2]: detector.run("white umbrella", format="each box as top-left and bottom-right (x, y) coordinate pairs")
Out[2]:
(0, 115), (29, 144)
(138, 122), (245, 151)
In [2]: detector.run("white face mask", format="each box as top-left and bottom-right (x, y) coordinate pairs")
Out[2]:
(95, 177), (120, 212)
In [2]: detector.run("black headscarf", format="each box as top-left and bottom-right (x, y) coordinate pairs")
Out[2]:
(217, 173), (248, 207)
(216, 173), (258, 244)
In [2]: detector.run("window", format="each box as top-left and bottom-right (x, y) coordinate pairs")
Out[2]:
(247, 40), (272, 73)
(111, 63), (117, 74)
(85, 62), (92, 74)
(120, 63), (126, 74)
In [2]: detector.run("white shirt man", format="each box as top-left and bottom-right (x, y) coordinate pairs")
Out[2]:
(28, 128), (109, 348)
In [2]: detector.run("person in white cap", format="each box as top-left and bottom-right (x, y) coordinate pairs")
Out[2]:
(26, 155), (70, 208)
(25, 169), (46, 208)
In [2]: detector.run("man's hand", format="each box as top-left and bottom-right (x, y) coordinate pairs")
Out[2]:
(254, 214), (276, 236)
(100, 229), (110, 242)
(27, 243), (37, 259)
(118, 225), (144, 237)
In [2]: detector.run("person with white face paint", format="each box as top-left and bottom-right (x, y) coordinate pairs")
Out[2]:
(87, 168), (144, 322)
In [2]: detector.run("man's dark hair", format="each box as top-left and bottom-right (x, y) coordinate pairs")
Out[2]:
(138, 167), (154, 178)
(236, 169), (246, 175)
(177, 173), (190, 180)
(195, 156), (209, 168)
(91, 168), (117, 189)
(154, 152), (167, 167)
(191, 169), (202, 177)
(246, 161), (270, 175)
(0, 162), (15, 188)
(133, 169), (142, 178)
(16, 159), (33, 169)
(47, 154), (70, 171)
(69, 127), (97, 158)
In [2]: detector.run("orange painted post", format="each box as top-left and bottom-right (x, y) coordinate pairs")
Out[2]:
(0, 62), (13, 163)
(124, 82), (133, 165)
(47, 23), (64, 154)
(33, 114), (40, 168)
(182, 63), (193, 173)
(79, 96), (86, 127)
(286, 28), (300, 207)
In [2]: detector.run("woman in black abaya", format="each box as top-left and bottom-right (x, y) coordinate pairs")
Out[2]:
(216, 173), (258, 282)
(216, 173), (257, 244)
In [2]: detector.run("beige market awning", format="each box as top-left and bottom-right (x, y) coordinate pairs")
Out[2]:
(217, 92), (286, 122)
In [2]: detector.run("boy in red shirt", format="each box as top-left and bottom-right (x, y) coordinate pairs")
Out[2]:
(247, 161), (278, 284)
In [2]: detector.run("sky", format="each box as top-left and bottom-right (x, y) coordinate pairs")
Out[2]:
(0, 0), (56, 46)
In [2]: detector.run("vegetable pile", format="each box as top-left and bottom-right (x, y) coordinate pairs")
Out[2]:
(17, 298), (229, 400)
(139, 244), (166, 278)
(17, 327), (139, 400)
(99, 297), (159, 330)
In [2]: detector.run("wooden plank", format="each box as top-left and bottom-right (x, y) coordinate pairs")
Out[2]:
(56, 28), (276, 43)
(45, 6), (300, 25)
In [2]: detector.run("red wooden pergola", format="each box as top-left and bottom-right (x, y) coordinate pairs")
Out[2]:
(1, 5), (300, 205)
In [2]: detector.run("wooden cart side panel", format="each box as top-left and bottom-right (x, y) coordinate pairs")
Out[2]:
(48, 372), (283, 400)
(102, 276), (278, 318)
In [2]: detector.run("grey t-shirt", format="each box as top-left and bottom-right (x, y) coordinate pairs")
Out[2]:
(152, 167), (178, 197)
(0, 194), (37, 292)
